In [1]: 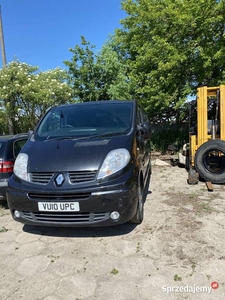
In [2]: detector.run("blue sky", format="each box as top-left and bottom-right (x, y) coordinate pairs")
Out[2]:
(0, 0), (126, 71)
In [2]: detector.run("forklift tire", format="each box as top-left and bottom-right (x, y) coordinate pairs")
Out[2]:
(194, 140), (225, 184)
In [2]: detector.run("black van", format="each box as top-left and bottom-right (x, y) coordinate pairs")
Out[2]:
(7, 100), (151, 227)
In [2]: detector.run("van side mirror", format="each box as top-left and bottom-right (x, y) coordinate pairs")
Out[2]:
(137, 122), (151, 140)
(28, 130), (34, 139)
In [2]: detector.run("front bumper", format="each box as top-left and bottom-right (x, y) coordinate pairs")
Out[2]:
(7, 174), (138, 227)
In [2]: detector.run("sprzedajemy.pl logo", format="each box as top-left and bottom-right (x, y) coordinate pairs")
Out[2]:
(162, 282), (219, 294)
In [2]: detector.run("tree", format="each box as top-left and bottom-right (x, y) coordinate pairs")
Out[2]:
(96, 41), (132, 100)
(0, 61), (39, 134)
(113, 0), (225, 122)
(0, 60), (73, 133)
(64, 36), (100, 101)
(64, 36), (131, 101)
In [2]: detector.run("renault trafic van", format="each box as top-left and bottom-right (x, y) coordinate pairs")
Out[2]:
(7, 100), (151, 227)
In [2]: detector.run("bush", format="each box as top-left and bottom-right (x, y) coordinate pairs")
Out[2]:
(151, 129), (189, 154)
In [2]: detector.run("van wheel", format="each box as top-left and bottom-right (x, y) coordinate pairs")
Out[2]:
(129, 185), (144, 224)
(194, 140), (225, 183)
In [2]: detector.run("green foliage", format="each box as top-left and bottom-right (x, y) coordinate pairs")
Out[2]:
(111, 268), (119, 275)
(97, 41), (132, 100)
(64, 0), (225, 123)
(64, 36), (131, 101)
(114, 0), (225, 119)
(0, 109), (8, 134)
(174, 274), (182, 281)
(64, 36), (100, 101)
(2, 0), (224, 133)
(151, 128), (189, 153)
(0, 60), (73, 134)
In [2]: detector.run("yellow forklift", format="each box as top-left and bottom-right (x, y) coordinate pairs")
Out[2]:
(179, 85), (225, 188)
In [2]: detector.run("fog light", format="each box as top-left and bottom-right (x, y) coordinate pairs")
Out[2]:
(14, 210), (20, 218)
(110, 211), (120, 220)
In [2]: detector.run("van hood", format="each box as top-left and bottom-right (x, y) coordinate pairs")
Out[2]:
(24, 135), (132, 172)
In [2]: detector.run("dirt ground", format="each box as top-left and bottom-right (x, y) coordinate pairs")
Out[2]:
(0, 161), (225, 300)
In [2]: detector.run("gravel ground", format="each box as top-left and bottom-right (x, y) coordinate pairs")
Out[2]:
(0, 162), (225, 300)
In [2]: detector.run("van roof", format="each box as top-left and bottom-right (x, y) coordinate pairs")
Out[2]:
(52, 100), (136, 110)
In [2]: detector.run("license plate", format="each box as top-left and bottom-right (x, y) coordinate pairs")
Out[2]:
(38, 202), (80, 212)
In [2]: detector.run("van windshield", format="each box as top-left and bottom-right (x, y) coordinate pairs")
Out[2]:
(36, 102), (133, 140)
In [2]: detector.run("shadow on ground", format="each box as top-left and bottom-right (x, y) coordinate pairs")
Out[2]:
(23, 222), (138, 238)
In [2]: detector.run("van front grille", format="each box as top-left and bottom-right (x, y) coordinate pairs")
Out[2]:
(69, 171), (97, 183)
(29, 173), (54, 184)
(29, 171), (97, 185)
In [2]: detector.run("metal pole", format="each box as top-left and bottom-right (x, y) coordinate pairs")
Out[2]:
(0, 5), (7, 68)
(0, 6), (13, 134)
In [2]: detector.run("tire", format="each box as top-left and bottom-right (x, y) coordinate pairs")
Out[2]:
(129, 184), (144, 224)
(194, 140), (225, 184)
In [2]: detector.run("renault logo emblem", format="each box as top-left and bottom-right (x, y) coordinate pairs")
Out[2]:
(55, 174), (65, 186)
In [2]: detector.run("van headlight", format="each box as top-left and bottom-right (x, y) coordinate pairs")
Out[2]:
(97, 148), (130, 179)
(14, 153), (29, 181)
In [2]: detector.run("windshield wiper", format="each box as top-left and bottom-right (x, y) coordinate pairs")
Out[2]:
(44, 131), (128, 142)
(44, 136), (81, 142)
(91, 131), (126, 138)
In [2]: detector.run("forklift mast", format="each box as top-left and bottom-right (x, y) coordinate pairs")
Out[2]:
(188, 85), (225, 186)
(190, 85), (225, 165)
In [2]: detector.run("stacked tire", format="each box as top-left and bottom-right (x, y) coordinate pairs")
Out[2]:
(194, 140), (225, 184)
